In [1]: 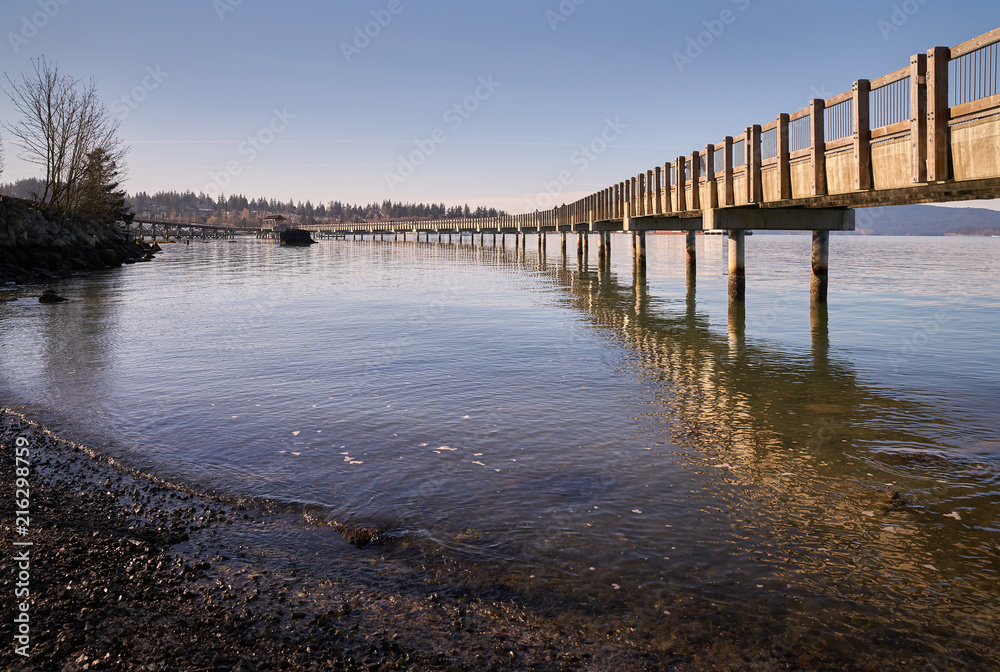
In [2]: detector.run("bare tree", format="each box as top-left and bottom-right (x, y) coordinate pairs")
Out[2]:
(2, 57), (126, 217)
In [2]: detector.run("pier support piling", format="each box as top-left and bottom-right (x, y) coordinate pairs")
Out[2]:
(811, 230), (830, 303)
(636, 230), (647, 271)
(728, 230), (746, 303)
(686, 230), (697, 278)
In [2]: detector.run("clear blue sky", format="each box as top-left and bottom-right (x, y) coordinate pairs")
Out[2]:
(1, 0), (998, 212)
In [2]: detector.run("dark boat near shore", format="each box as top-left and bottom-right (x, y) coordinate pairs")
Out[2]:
(279, 229), (316, 247)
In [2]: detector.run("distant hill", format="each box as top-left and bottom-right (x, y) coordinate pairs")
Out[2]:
(754, 203), (1000, 236)
(853, 204), (1000, 236)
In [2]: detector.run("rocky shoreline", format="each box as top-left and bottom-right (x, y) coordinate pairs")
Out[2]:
(0, 196), (147, 285)
(0, 410), (686, 672)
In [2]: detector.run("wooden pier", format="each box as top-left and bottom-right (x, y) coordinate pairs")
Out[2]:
(295, 28), (1000, 305)
(126, 219), (236, 242)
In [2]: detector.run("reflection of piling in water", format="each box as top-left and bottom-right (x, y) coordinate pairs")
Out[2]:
(728, 230), (746, 303)
(728, 301), (746, 358)
(686, 273), (697, 330)
(634, 267), (648, 315)
(811, 301), (830, 370)
(811, 230), (830, 303)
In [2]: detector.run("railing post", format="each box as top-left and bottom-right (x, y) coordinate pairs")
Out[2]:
(853, 79), (872, 190)
(646, 169), (654, 215)
(664, 162), (673, 213)
(676, 156), (687, 212)
(723, 136), (734, 206)
(748, 125), (762, 203)
(926, 46), (950, 182)
(627, 179), (634, 219)
(654, 166), (663, 215)
(777, 113), (791, 200)
(636, 174), (644, 217)
(809, 99), (827, 196)
(690, 151), (701, 211)
(705, 143), (717, 209)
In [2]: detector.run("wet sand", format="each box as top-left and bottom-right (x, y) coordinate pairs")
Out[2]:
(0, 409), (688, 671)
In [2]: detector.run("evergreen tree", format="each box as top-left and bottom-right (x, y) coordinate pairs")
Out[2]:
(74, 147), (133, 223)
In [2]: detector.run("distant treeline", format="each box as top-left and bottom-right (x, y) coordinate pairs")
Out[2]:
(1, 179), (507, 227)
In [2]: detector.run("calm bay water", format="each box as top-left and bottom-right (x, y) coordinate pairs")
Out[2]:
(2, 233), (998, 667)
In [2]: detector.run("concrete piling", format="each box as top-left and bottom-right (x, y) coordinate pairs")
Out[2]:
(728, 230), (745, 303)
(686, 230), (697, 278)
(811, 230), (830, 303)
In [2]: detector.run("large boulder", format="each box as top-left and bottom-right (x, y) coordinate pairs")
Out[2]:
(279, 229), (316, 247)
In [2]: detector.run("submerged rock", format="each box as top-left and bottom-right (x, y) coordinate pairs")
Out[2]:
(330, 520), (391, 548)
(38, 288), (67, 304)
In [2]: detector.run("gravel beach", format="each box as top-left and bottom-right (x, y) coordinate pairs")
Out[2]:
(0, 409), (690, 671)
